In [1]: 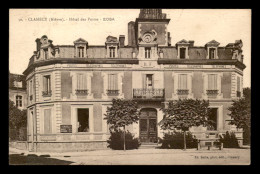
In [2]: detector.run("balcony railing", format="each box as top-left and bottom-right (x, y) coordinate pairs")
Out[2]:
(107, 90), (119, 96)
(133, 88), (165, 100)
(206, 90), (218, 95)
(42, 90), (52, 97)
(177, 89), (189, 95)
(75, 89), (88, 95)
(237, 91), (241, 98)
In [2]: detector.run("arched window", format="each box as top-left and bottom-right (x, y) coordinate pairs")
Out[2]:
(16, 95), (22, 107)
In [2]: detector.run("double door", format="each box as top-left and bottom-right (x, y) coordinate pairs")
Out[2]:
(139, 109), (157, 143)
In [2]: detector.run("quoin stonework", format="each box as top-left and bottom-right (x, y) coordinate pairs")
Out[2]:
(23, 9), (246, 152)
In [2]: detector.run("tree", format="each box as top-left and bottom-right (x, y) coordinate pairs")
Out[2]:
(104, 98), (140, 151)
(9, 99), (27, 140)
(160, 99), (212, 150)
(228, 88), (251, 145)
(243, 87), (251, 102)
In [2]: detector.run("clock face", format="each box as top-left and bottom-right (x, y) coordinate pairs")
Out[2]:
(143, 34), (153, 43)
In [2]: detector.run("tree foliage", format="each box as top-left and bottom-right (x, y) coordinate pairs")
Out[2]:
(107, 130), (141, 150)
(243, 87), (251, 102)
(160, 99), (212, 131)
(228, 97), (251, 130)
(104, 98), (140, 131)
(9, 99), (27, 129)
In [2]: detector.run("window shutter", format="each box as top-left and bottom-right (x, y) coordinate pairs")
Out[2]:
(142, 74), (146, 89)
(44, 109), (52, 134)
(178, 74), (187, 89)
(237, 76), (240, 92)
(115, 74), (118, 90)
(43, 77), (46, 92)
(208, 74), (217, 90)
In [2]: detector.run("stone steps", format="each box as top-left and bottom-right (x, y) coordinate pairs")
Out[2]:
(139, 143), (159, 149)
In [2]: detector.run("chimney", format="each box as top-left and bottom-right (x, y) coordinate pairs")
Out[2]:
(128, 21), (136, 47)
(35, 38), (41, 51)
(189, 40), (194, 47)
(119, 35), (125, 47)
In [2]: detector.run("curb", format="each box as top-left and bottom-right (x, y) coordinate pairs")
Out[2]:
(9, 147), (250, 158)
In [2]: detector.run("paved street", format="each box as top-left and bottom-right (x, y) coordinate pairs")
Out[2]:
(9, 147), (250, 165)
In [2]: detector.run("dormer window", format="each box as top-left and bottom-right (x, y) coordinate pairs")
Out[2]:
(180, 48), (186, 59)
(105, 36), (119, 58)
(209, 48), (216, 59)
(109, 47), (116, 58)
(145, 47), (151, 58)
(206, 40), (220, 59)
(13, 81), (22, 88)
(74, 38), (88, 58)
(176, 40), (190, 59)
(43, 48), (48, 59)
(78, 47), (84, 58)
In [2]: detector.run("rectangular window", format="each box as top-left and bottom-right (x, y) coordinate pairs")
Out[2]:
(77, 108), (89, 132)
(145, 47), (151, 58)
(178, 74), (187, 90)
(13, 81), (22, 88)
(208, 74), (218, 90)
(16, 95), (22, 107)
(145, 74), (153, 88)
(108, 74), (118, 90)
(43, 75), (51, 94)
(78, 47), (84, 58)
(44, 109), (52, 134)
(180, 48), (186, 59)
(109, 47), (115, 58)
(44, 48), (48, 59)
(209, 48), (216, 59)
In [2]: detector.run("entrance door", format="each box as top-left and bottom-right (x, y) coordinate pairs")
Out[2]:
(139, 108), (157, 143)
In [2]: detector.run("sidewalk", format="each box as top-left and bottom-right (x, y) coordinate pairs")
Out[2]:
(9, 146), (250, 158)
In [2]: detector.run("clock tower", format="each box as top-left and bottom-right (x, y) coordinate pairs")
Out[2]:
(136, 9), (171, 47)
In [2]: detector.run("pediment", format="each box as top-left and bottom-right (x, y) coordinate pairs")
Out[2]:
(106, 36), (118, 43)
(206, 40), (220, 46)
(177, 39), (189, 44)
(74, 38), (88, 44)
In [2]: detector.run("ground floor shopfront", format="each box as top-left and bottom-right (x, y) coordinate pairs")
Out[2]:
(26, 100), (243, 152)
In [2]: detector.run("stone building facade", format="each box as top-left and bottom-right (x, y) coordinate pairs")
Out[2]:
(23, 9), (246, 152)
(9, 72), (27, 110)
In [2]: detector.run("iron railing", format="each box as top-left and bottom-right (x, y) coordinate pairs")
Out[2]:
(177, 89), (189, 95)
(133, 88), (165, 99)
(206, 90), (218, 95)
(75, 89), (88, 95)
(42, 90), (52, 97)
(107, 90), (119, 96)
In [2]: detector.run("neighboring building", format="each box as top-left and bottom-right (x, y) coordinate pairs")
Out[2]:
(23, 9), (246, 152)
(9, 72), (27, 110)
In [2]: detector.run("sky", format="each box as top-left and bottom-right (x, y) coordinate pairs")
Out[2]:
(9, 9), (251, 87)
